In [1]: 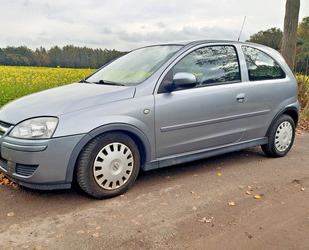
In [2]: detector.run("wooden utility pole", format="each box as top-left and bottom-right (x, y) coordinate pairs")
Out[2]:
(281, 0), (300, 71)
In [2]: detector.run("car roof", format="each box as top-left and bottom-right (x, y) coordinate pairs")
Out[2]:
(133, 40), (277, 58)
(156, 39), (243, 46)
(144, 39), (259, 48)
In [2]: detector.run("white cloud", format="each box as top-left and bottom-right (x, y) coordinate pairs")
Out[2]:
(0, 0), (308, 51)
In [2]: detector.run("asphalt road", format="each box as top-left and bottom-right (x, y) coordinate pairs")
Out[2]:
(0, 133), (308, 250)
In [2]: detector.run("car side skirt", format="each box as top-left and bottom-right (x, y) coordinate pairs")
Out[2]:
(142, 137), (268, 171)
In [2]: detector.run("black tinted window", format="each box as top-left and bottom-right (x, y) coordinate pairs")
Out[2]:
(242, 46), (285, 81)
(172, 46), (240, 86)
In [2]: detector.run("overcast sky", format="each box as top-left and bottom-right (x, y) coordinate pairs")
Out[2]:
(0, 0), (308, 51)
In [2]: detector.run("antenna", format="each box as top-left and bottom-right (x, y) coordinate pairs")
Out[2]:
(238, 16), (246, 41)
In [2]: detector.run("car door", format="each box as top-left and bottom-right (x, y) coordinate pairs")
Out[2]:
(154, 45), (250, 158)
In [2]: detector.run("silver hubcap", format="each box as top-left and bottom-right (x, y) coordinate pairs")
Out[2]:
(93, 143), (134, 190)
(275, 121), (293, 152)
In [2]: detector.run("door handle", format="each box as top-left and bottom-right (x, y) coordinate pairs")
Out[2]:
(236, 93), (246, 103)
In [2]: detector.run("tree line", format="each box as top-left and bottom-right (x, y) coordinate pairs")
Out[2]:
(247, 16), (309, 73)
(0, 45), (126, 69)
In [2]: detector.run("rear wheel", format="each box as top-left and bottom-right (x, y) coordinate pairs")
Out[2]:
(261, 115), (295, 157)
(76, 132), (140, 199)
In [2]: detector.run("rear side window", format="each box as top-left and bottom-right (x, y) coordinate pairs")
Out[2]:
(171, 45), (241, 86)
(242, 46), (285, 81)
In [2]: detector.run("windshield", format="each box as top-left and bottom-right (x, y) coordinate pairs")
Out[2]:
(85, 45), (182, 86)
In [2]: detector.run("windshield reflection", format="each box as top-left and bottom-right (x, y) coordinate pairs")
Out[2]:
(86, 45), (182, 86)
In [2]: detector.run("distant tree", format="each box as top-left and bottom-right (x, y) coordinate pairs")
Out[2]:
(247, 28), (283, 50)
(3, 46), (35, 66)
(295, 16), (309, 73)
(0, 49), (6, 65)
(281, 0), (300, 70)
(34, 47), (50, 67)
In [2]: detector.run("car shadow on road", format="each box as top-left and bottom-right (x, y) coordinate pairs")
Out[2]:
(2, 146), (266, 203)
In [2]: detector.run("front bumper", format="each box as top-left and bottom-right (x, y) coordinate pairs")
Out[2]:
(0, 133), (85, 190)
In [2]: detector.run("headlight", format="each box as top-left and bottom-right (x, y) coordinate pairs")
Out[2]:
(9, 117), (58, 139)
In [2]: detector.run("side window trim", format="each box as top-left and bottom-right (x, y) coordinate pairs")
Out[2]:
(241, 46), (286, 81)
(157, 44), (242, 94)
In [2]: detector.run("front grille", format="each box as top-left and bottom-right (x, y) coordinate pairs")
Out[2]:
(0, 121), (11, 138)
(15, 164), (38, 177)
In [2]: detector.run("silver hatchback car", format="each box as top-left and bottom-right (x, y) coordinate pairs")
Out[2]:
(0, 40), (299, 198)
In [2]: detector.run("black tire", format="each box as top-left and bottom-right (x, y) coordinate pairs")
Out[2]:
(76, 132), (140, 199)
(261, 115), (295, 157)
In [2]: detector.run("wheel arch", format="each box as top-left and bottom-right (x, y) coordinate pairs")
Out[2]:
(266, 106), (299, 137)
(65, 123), (152, 183)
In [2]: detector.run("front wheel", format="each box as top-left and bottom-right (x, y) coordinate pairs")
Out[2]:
(261, 115), (295, 157)
(76, 132), (140, 199)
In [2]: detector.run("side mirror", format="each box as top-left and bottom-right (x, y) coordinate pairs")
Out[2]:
(173, 72), (197, 89)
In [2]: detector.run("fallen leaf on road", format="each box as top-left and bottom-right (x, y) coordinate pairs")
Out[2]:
(192, 206), (197, 211)
(199, 217), (214, 223)
(4, 178), (9, 185)
(301, 188), (305, 191)
(254, 195), (261, 199)
(228, 201), (235, 206)
(193, 174), (199, 177)
(7, 212), (14, 217)
(165, 176), (171, 179)
(131, 220), (141, 225)
(246, 191), (251, 195)
(217, 173), (222, 176)
(92, 232), (100, 238)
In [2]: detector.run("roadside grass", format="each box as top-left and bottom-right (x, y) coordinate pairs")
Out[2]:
(0, 66), (95, 107)
(296, 74), (309, 133)
(296, 74), (309, 114)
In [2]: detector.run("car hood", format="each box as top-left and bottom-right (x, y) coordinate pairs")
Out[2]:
(0, 83), (135, 124)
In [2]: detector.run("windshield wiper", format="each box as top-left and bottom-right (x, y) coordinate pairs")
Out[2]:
(94, 80), (125, 86)
(79, 79), (90, 83)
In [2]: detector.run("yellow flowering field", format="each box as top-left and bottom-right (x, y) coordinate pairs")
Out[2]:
(0, 66), (95, 107)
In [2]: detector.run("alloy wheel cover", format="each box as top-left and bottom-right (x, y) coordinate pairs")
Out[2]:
(93, 143), (134, 190)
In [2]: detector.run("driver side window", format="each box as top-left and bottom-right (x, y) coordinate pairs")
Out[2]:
(161, 45), (240, 91)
